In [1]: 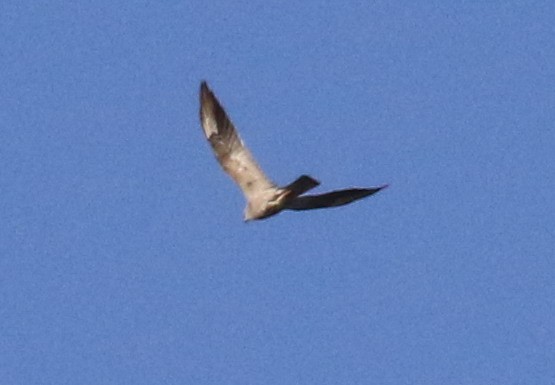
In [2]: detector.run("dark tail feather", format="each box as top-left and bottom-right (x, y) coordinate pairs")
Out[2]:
(283, 175), (320, 198)
(285, 184), (388, 211)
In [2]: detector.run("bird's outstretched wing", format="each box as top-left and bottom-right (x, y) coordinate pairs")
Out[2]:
(285, 185), (388, 211)
(199, 81), (276, 200)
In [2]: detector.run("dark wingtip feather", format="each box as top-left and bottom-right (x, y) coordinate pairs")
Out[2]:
(200, 81), (211, 99)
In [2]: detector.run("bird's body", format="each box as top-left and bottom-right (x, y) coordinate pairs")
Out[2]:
(199, 81), (387, 221)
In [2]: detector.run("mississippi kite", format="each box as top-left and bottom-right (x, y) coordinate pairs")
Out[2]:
(199, 81), (388, 221)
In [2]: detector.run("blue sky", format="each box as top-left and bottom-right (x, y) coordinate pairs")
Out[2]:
(2, 1), (554, 384)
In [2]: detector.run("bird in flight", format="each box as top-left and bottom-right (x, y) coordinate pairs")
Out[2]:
(199, 81), (388, 221)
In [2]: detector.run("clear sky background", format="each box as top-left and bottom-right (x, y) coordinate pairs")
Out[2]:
(2, 1), (554, 384)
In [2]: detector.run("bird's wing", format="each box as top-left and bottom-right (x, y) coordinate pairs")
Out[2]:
(285, 185), (388, 211)
(199, 81), (276, 200)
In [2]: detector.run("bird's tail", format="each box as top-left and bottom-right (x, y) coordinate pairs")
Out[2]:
(282, 175), (320, 198)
